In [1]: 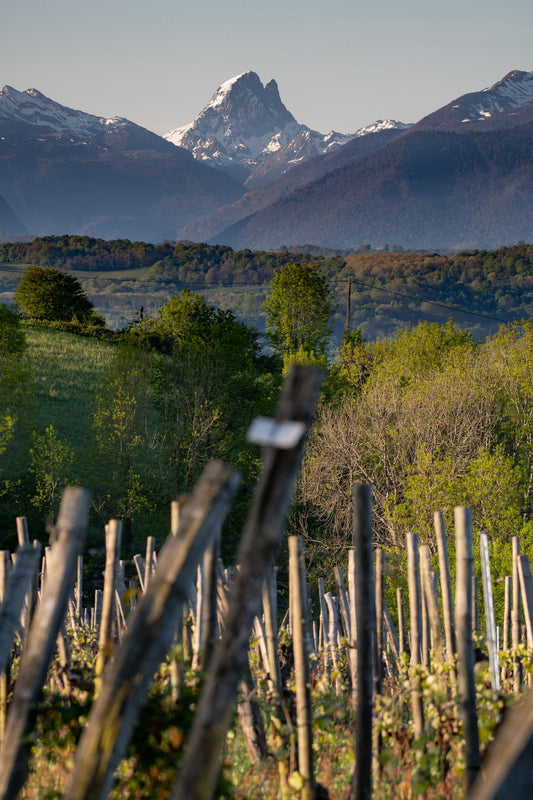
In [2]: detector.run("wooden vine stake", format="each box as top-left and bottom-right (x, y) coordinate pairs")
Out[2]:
(406, 532), (424, 737)
(479, 532), (500, 694)
(171, 365), (323, 800)
(455, 506), (480, 792)
(434, 511), (456, 670)
(0, 487), (90, 800)
(289, 535), (314, 798)
(512, 537), (522, 691)
(350, 483), (375, 800)
(94, 519), (122, 692)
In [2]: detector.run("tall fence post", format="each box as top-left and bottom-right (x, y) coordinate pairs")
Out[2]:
(350, 483), (374, 800)
(455, 506), (480, 791)
(289, 536), (314, 799)
(406, 532), (424, 737)
(480, 532), (500, 694)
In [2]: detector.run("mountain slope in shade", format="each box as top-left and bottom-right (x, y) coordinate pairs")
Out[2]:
(0, 193), (25, 235)
(0, 86), (244, 241)
(208, 123), (533, 252)
(164, 71), (361, 182)
(178, 127), (405, 243)
(415, 69), (533, 132)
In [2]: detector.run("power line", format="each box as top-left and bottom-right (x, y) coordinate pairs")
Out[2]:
(0, 264), (517, 325)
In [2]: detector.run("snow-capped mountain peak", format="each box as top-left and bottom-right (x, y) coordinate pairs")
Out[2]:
(355, 119), (411, 136)
(0, 84), (131, 137)
(164, 71), (360, 181)
(415, 69), (533, 131)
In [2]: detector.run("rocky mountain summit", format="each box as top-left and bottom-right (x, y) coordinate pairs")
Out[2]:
(164, 71), (400, 184)
(415, 69), (533, 132)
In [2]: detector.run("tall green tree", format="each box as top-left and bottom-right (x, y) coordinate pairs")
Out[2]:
(263, 262), (336, 364)
(14, 265), (99, 323)
(145, 291), (274, 497)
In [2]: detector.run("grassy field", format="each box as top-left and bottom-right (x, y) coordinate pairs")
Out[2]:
(1, 324), (117, 547)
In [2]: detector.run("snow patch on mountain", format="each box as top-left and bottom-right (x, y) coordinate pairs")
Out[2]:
(355, 119), (411, 136)
(164, 71), (404, 179)
(0, 85), (133, 139)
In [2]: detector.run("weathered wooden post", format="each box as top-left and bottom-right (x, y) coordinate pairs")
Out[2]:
(0, 550), (12, 747)
(171, 365), (322, 800)
(348, 549), (359, 707)
(480, 532), (500, 694)
(512, 537), (522, 692)
(420, 545), (443, 664)
(502, 575), (511, 683)
(144, 535), (155, 590)
(397, 586), (406, 657)
(434, 511), (456, 667)
(95, 520), (122, 691)
(289, 535), (315, 799)
(406, 532), (424, 737)
(262, 569), (283, 697)
(350, 483), (374, 800)
(0, 487), (90, 800)
(517, 554), (533, 690)
(455, 506), (480, 791)
(0, 544), (41, 744)
(75, 554), (83, 624)
(375, 548), (385, 694)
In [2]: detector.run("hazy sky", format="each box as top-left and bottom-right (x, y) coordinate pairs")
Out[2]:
(3, 0), (533, 136)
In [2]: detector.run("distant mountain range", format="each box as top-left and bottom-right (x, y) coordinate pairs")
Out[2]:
(1, 70), (533, 250)
(0, 85), (244, 241)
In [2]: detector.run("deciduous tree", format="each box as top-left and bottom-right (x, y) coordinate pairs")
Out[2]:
(14, 265), (98, 323)
(263, 262), (335, 364)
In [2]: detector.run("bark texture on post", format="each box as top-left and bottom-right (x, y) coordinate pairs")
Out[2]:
(455, 506), (480, 792)
(171, 365), (322, 800)
(480, 532), (500, 694)
(434, 511), (456, 663)
(0, 545), (41, 677)
(289, 535), (314, 798)
(95, 520), (122, 690)
(0, 487), (90, 800)
(420, 545), (443, 664)
(351, 483), (374, 800)
(512, 537), (522, 692)
(406, 532), (424, 737)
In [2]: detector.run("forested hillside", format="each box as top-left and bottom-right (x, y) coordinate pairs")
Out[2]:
(2, 236), (533, 338)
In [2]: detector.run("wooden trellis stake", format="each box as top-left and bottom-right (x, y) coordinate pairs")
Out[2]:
(95, 519), (122, 691)
(406, 532), (424, 737)
(420, 545), (443, 664)
(289, 535), (315, 798)
(480, 532), (500, 694)
(434, 511), (456, 668)
(350, 483), (375, 800)
(455, 506), (480, 791)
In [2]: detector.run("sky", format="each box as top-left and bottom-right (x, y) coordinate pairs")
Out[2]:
(3, 0), (533, 137)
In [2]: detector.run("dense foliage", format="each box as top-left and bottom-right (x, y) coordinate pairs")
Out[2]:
(0, 236), (323, 283)
(263, 262), (336, 365)
(14, 265), (101, 324)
